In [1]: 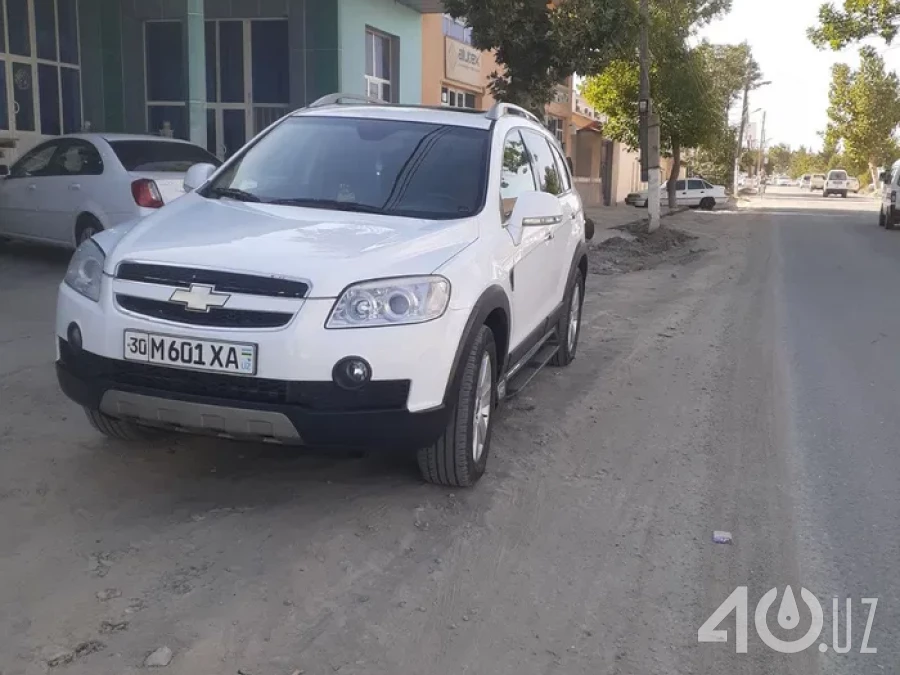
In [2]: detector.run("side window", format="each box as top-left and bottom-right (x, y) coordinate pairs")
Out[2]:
(521, 130), (563, 196)
(688, 179), (704, 190)
(59, 141), (104, 176)
(675, 180), (686, 191)
(500, 130), (536, 218)
(892, 166), (900, 186)
(702, 180), (713, 189)
(9, 142), (63, 178)
(550, 144), (572, 193)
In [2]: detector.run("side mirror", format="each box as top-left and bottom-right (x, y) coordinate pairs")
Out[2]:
(183, 162), (217, 192)
(0, 164), (10, 177)
(584, 217), (595, 241)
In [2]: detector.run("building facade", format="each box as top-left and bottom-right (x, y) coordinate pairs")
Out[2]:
(0, 0), (436, 162)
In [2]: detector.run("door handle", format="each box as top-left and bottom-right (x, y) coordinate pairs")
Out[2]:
(68, 183), (81, 191)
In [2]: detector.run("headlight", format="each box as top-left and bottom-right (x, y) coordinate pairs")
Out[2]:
(326, 276), (451, 328)
(64, 239), (105, 302)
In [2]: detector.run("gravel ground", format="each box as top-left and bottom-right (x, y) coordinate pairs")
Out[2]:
(0, 209), (817, 675)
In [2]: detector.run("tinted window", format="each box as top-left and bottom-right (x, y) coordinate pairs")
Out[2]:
(522, 130), (563, 196)
(500, 130), (536, 218)
(10, 142), (62, 178)
(675, 180), (686, 190)
(205, 117), (490, 220)
(688, 179), (704, 190)
(109, 141), (221, 172)
(57, 141), (104, 176)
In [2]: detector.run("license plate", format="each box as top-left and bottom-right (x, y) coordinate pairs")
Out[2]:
(123, 330), (257, 375)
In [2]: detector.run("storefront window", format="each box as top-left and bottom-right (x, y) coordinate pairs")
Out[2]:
(57, 0), (78, 64)
(38, 63), (60, 135)
(145, 21), (186, 139)
(442, 14), (472, 45)
(35, 0), (57, 60)
(7, 0), (30, 56)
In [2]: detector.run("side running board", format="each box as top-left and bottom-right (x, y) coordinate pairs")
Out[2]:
(498, 328), (560, 401)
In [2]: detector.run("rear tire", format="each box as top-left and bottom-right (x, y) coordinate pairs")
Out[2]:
(84, 408), (168, 441)
(879, 209), (886, 228)
(75, 215), (103, 247)
(699, 197), (715, 210)
(417, 326), (496, 487)
(887, 208), (895, 230)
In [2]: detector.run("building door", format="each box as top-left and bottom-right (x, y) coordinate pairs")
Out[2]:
(0, 0), (83, 163)
(204, 18), (289, 160)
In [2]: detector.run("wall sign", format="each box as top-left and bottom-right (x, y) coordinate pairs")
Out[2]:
(445, 37), (482, 88)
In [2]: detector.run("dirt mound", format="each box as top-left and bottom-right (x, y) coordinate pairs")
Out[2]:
(589, 224), (700, 275)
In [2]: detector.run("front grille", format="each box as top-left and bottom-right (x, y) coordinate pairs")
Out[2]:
(116, 262), (309, 299)
(117, 295), (293, 329)
(60, 340), (410, 412)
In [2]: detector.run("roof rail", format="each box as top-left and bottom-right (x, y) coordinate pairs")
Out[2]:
(307, 93), (383, 108)
(486, 102), (543, 125)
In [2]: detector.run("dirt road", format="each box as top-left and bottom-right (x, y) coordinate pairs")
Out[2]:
(2, 199), (876, 674)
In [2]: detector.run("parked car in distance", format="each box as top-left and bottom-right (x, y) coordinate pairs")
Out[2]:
(848, 176), (860, 193)
(0, 134), (221, 249)
(823, 169), (850, 198)
(54, 96), (594, 487)
(799, 174), (811, 190)
(879, 160), (900, 229)
(810, 173), (826, 191)
(625, 178), (726, 210)
(776, 176), (792, 187)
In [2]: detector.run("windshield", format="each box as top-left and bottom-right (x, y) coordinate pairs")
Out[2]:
(829, 170), (848, 180)
(109, 140), (221, 172)
(202, 116), (490, 220)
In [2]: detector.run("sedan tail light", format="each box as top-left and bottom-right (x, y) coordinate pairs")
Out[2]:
(131, 179), (164, 209)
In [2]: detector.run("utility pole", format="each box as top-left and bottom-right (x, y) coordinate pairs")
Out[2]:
(639, 0), (660, 231)
(756, 110), (767, 182)
(733, 58), (751, 198)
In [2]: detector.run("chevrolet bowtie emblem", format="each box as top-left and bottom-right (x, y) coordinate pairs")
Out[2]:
(169, 283), (231, 312)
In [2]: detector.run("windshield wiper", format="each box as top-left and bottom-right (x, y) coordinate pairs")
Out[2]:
(268, 197), (385, 214)
(208, 187), (262, 202)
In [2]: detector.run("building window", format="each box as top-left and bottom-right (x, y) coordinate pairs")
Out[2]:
(442, 14), (472, 45)
(546, 115), (565, 146)
(441, 86), (475, 109)
(145, 20), (186, 139)
(365, 28), (394, 103)
(0, 0), (82, 137)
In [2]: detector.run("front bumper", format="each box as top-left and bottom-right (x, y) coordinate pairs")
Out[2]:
(56, 339), (448, 448)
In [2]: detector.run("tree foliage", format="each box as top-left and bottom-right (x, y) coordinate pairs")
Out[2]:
(442, 0), (638, 113)
(809, 0), (900, 50)
(767, 143), (793, 174)
(582, 44), (727, 204)
(825, 46), (900, 182)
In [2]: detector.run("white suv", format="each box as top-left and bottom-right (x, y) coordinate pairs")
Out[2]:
(823, 169), (849, 198)
(55, 94), (593, 487)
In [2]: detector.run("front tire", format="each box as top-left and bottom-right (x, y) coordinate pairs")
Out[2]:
(417, 326), (496, 487)
(551, 268), (585, 367)
(879, 209), (886, 227)
(699, 197), (715, 210)
(84, 408), (168, 441)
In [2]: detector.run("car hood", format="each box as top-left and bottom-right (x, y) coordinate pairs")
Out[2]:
(105, 194), (479, 297)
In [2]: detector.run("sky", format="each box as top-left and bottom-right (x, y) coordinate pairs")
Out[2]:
(698, 0), (900, 151)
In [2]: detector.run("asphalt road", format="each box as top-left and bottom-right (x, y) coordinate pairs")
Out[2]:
(0, 189), (897, 674)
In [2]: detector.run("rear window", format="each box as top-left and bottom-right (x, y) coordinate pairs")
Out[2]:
(813, 174), (826, 179)
(828, 170), (848, 180)
(109, 140), (221, 172)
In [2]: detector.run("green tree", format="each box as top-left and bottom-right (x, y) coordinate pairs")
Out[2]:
(809, 0), (900, 49)
(441, 0), (638, 114)
(583, 44), (727, 206)
(768, 143), (793, 174)
(825, 47), (900, 183)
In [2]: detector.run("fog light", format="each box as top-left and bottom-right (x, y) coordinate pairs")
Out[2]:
(67, 322), (83, 351)
(332, 357), (372, 390)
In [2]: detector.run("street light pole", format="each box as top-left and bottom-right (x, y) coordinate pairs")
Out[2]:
(756, 110), (767, 182)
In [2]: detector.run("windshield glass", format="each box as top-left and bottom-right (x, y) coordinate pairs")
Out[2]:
(109, 140), (221, 172)
(202, 116), (490, 220)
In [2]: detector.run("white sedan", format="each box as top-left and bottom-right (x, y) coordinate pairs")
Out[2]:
(0, 133), (221, 249)
(626, 178), (726, 210)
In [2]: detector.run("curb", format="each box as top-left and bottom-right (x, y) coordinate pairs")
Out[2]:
(609, 206), (691, 232)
